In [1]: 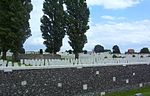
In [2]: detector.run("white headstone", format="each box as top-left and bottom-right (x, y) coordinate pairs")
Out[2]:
(133, 73), (135, 76)
(3, 60), (7, 65)
(113, 77), (116, 82)
(20, 59), (24, 64)
(4, 68), (12, 72)
(139, 83), (143, 87)
(123, 64), (126, 66)
(8, 62), (12, 67)
(21, 81), (27, 86)
(126, 79), (129, 84)
(83, 84), (87, 90)
(0, 60), (3, 66)
(45, 59), (48, 66)
(101, 92), (105, 96)
(96, 71), (99, 75)
(77, 66), (82, 69)
(135, 93), (143, 96)
(58, 83), (62, 88)
(14, 62), (19, 67)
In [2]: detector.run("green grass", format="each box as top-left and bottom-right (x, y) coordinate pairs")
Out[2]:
(104, 86), (150, 96)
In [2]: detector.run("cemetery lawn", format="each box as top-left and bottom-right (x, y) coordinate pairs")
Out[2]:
(103, 86), (150, 96)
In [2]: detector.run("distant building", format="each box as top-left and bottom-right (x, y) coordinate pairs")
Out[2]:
(127, 49), (135, 54)
(25, 51), (39, 54)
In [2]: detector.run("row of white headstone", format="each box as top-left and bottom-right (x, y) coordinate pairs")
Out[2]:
(21, 57), (150, 66)
(0, 60), (20, 67)
(61, 53), (150, 59)
(0, 56), (150, 67)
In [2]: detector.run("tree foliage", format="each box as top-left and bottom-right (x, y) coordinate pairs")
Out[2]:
(66, 50), (73, 54)
(112, 45), (121, 54)
(65, 0), (89, 59)
(83, 50), (87, 54)
(94, 45), (104, 53)
(0, 0), (32, 61)
(21, 0), (33, 43)
(41, 0), (66, 54)
(140, 47), (149, 54)
(0, 0), (13, 59)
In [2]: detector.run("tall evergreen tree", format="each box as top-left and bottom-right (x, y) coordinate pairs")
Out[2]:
(65, 0), (90, 59)
(0, 0), (32, 61)
(9, 0), (32, 61)
(21, 0), (33, 45)
(112, 45), (121, 54)
(12, 0), (32, 61)
(0, 0), (14, 60)
(41, 0), (66, 54)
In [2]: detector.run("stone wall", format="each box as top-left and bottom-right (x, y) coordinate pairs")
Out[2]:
(0, 64), (150, 96)
(18, 54), (61, 59)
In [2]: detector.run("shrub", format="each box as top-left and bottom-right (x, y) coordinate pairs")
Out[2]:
(104, 56), (107, 59)
(83, 50), (87, 54)
(112, 54), (117, 58)
(39, 49), (43, 54)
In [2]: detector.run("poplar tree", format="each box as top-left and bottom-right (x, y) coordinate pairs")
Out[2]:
(21, 0), (33, 46)
(112, 45), (121, 54)
(41, 0), (65, 54)
(9, 0), (32, 61)
(0, 0), (15, 60)
(0, 0), (32, 61)
(65, 0), (90, 59)
(11, 0), (33, 61)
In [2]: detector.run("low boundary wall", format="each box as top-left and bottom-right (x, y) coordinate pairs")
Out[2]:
(18, 54), (61, 59)
(0, 64), (150, 96)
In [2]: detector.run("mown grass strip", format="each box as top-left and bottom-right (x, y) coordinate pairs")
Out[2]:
(103, 86), (150, 96)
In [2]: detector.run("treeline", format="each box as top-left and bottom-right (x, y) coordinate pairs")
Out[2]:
(65, 45), (121, 54)
(93, 44), (150, 54)
(0, 0), (33, 61)
(0, 0), (90, 60)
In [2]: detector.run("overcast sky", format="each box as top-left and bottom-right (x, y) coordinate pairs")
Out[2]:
(24, 0), (150, 52)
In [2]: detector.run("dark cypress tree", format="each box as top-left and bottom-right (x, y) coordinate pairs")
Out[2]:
(0, 0), (32, 61)
(41, 0), (66, 54)
(21, 0), (33, 44)
(10, 0), (32, 61)
(0, 0), (15, 60)
(65, 0), (90, 59)
(17, 0), (32, 56)
(112, 45), (121, 54)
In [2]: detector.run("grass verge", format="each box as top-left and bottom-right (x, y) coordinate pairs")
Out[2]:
(104, 86), (150, 96)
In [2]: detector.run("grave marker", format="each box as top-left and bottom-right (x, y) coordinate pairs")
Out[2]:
(83, 84), (87, 90)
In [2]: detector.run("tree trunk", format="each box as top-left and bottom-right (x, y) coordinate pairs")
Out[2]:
(75, 52), (79, 59)
(1, 50), (7, 60)
(54, 51), (56, 54)
(0, 49), (1, 55)
(12, 51), (19, 62)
